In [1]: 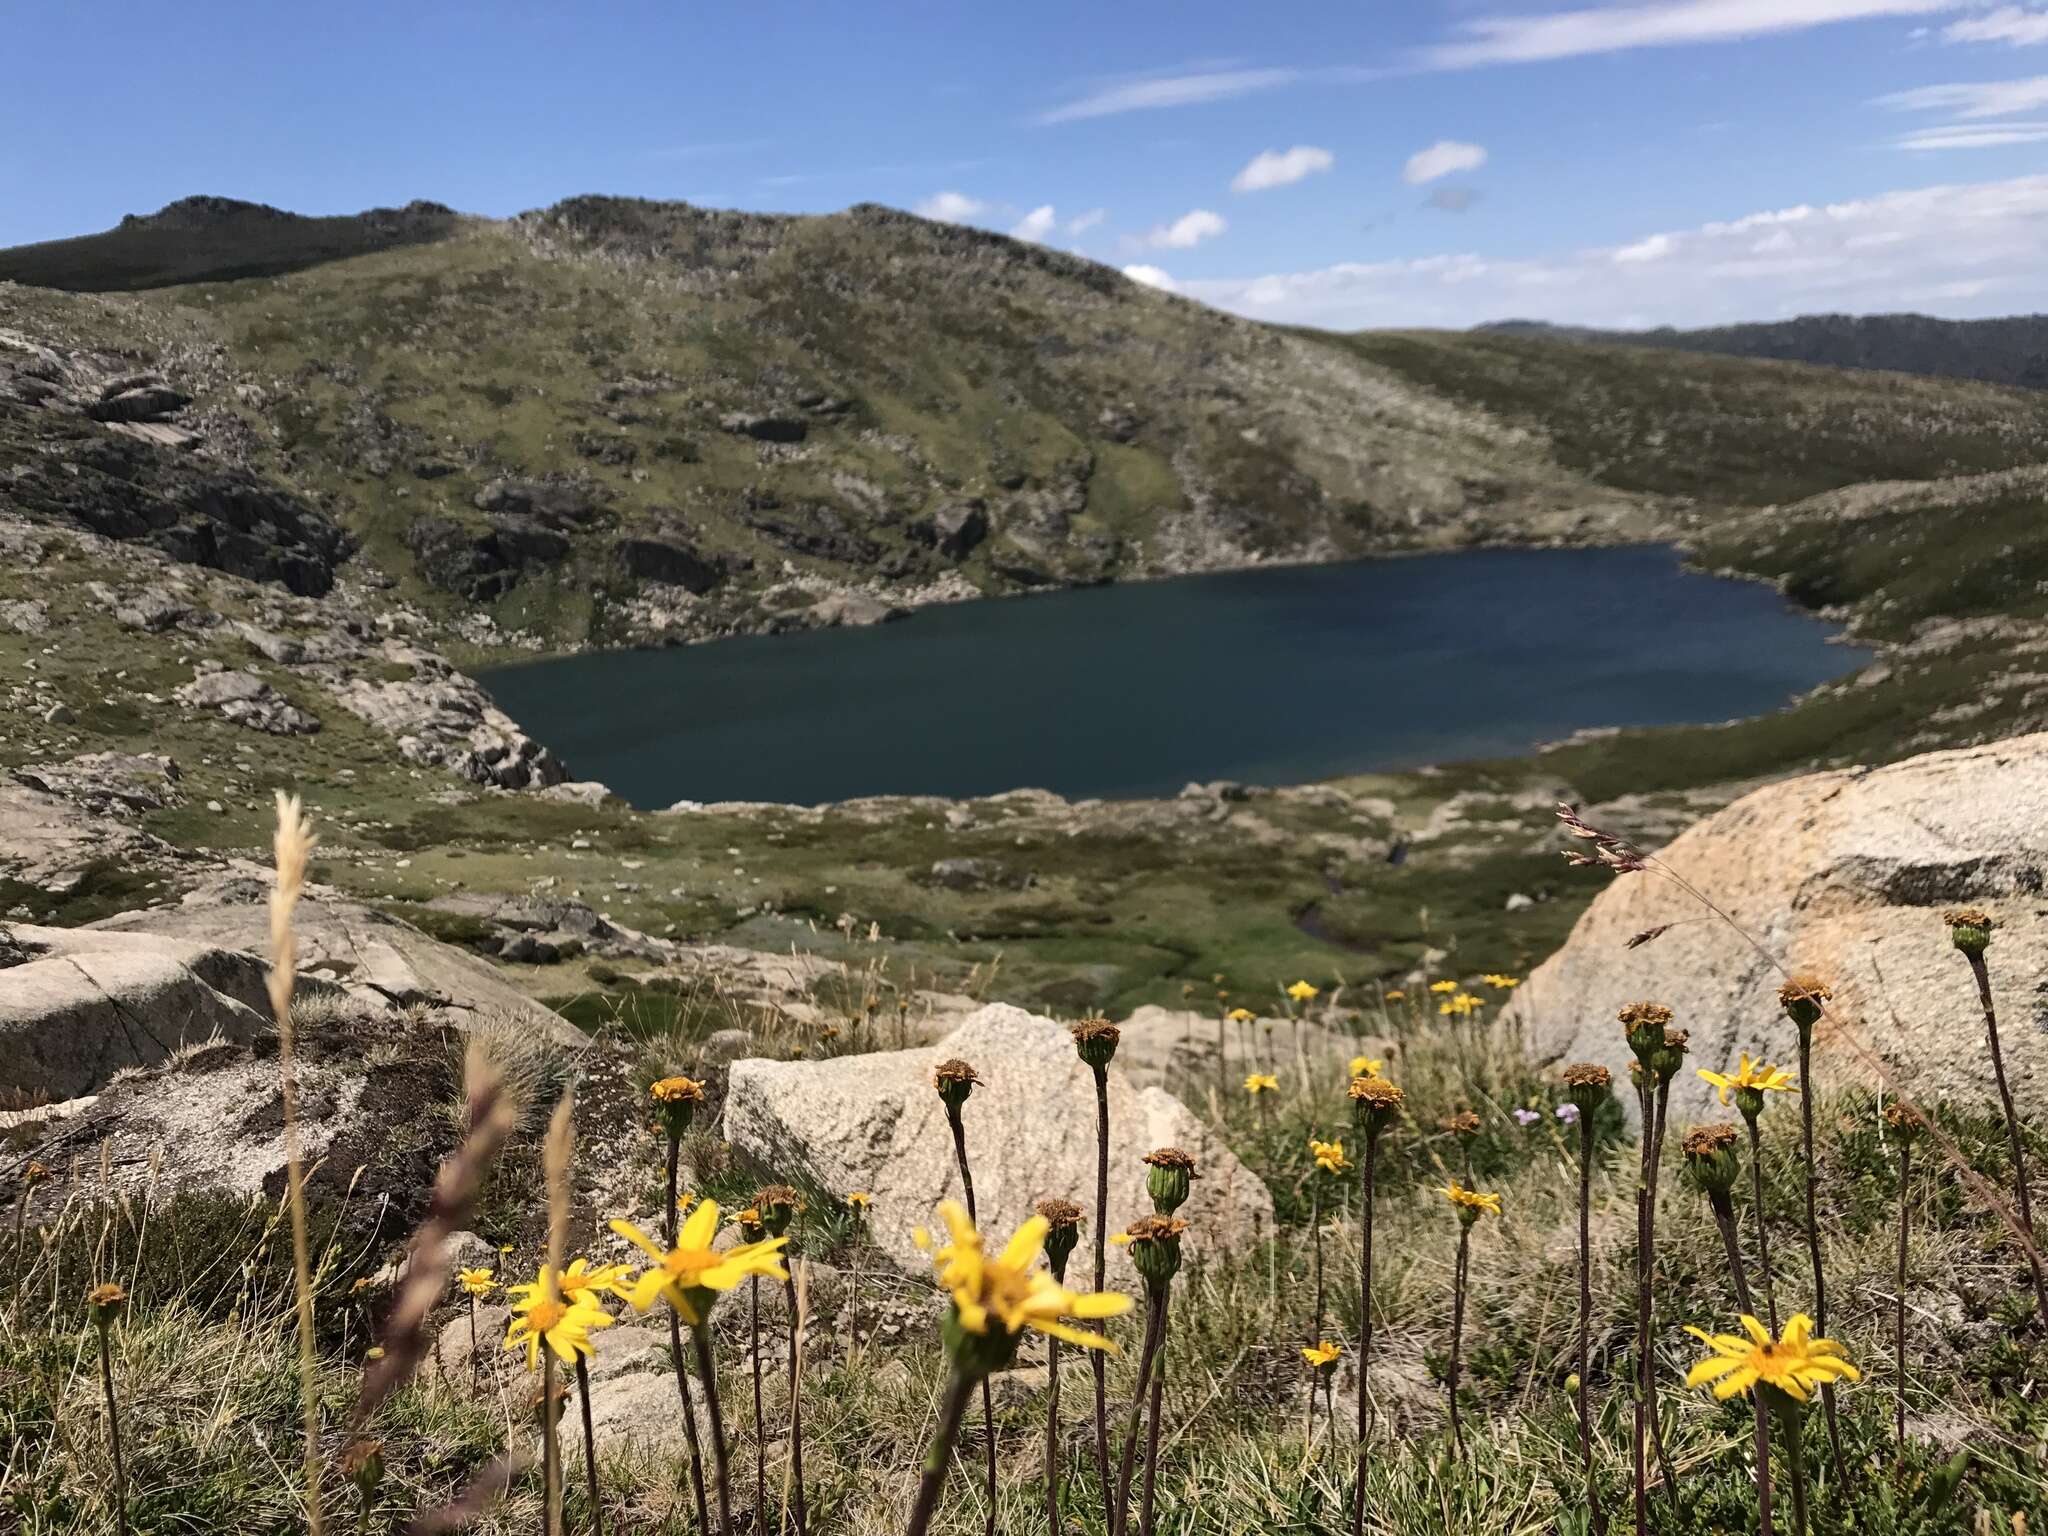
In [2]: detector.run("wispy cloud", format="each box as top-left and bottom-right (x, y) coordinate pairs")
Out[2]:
(1067, 208), (1108, 234)
(1122, 264), (1180, 292)
(1423, 0), (1963, 68)
(1895, 119), (2048, 146)
(1404, 140), (1489, 184)
(1877, 72), (2048, 116)
(916, 190), (988, 222)
(1145, 209), (1228, 249)
(1944, 5), (2048, 44)
(1232, 145), (1335, 192)
(1039, 67), (1298, 124)
(1174, 173), (2048, 329)
(1011, 204), (1058, 242)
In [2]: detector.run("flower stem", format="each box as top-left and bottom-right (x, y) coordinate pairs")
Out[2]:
(1138, 1287), (1171, 1536)
(1710, 1192), (1756, 1317)
(906, 1368), (981, 1536)
(1113, 1290), (1166, 1536)
(1744, 1116), (1780, 1332)
(1794, 1028), (1847, 1488)
(1966, 951), (2048, 1324)
(1778, 1405), (1811, 1536)
(946, 1102), (996, 1536)
(1045, 1329), (1063, 1536)
(784, 1272), (808, 1536)
(543, 1352), (561, 1536)
(1090, 1064), (1113, 1532)
(1632, 1079), (1651, 1536)
(690, 1324), (735, 1536)
(1311, 1180), (1326, 1344)
(665, 1137), (711, 1536)
(1753, 1400), (1775, 1536)
(750, 1277), (765, 1524)
(1645, 1080), (1678, 1511)
(95, 1320), (129, 1536)
(1895, 1137), (1911, 1451)
(1350, 1135), (1378, 1536)
(1448, 1224), (1468, 1459)
(1577, 1114), (1604, 1535)
(575, 1354), (604, 1536)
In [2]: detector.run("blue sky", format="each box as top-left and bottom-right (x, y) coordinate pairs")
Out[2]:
(7, 0), (2048, 328)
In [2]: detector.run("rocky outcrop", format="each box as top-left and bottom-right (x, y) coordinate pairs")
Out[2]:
(326, 645), (568, 789)
(720, 1004), (1273, 1279)
(91, 873), (587, 1046)
(1509, 733), (2048, 1118)
(174, 667), (322, 735)
(0, 777), (175, 899)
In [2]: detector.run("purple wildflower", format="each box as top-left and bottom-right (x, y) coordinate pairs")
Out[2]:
(1556, 1103), (1581, 1125)
(1513, 1108), (1540, 1127)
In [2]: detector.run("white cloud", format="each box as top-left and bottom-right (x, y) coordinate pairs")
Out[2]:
(1896, 120), (2048, 147)
(1040, 67), (1298, 124)
(1169, 172), (2048, 330)
(1944, 5), (2048, 43)
(916, 190), (987, 223)
(1613, 233), (1677, 263)
(1232, 145), (1336, 192)
(1146, 209), (1228, 249)
(1122, 264), (1180, 292)
(1010, 204), (1058, 242)
(1878, 73), (2048, 116)
(1424, 0), (1964, 68)
(1403, 140), (1489, 184)
(1067, 208), (1108, 234)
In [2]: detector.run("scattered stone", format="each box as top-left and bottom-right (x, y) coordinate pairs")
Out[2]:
(12, 753), (179, 816)
(0, 598), (49, 635)
(719, 412), (808, 443)
(613, 536), (722, 594)
(721, 1004), (1273, 1279)
(174, 668), (320, 735)
(41, 704), (75, 727)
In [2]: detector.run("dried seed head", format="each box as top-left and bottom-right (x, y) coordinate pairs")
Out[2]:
(1037, 1196), (1084, 1274)
(933, 1058), (981, 1109)
(1562, 1061), (1613, 1116)
(649, 1074), (705, 1139)
(1649, 1027), (1690, 1084)
(1681, 1122), (1742, 1196)
(1036, 1197), (1085, 1228)
(1619, 1002), (1673, 1063)
(1071, 1016), (1121, 1069)
(1122, 1213), (1189, 1290)
(86, 1281), (128, 1326)
(1884, 1101), (1926, 1142)
(1142, 1147), (1197, 1172)
(1439, 1111), (1482, 1137)
(1143, 1147), (1198, 1214)
(751, 1183), (802, 1237)
(1943, 908), (1995, 955)
(1348, 1074), (1405, 1139)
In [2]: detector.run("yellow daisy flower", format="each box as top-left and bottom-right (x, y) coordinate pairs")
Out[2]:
(1696, 1053), (1799, 1106)
(914, 1199), (1130, 1351)
(1348, 1055), (1383, 1080)
(609, 1200), (789, 1324)
(556, 1258), (636, 1304)
(1684, 1313), (1860, 1404)
(1243, 1073), (1279, 1096)
(846, 1191), (872, 1210)
(503, 1271), (616, 1371)
(1302, 1340), (1343, 1370)
(1438, 992), (1482, 1018)
(1440, 1181), (1503, 1218)
(456, 1267), (495, 1298)
(1483, 973), (1521, 990)
(1429, 979), (1459, 995)
(1384, 989), (1405, 1002)
(1227, 1007), (1255, 1023)
(1309, 1137), (1350, 1175)
(1286, 980), (1320, 1003)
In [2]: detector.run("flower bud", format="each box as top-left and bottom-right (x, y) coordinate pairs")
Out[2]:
(342, 1437), (387, 1500)
(752, 1184), (801, 1239)
(1347, 1075), (1405, 1142)
(941, 1299), (1022, 1376)
(1649, 1027), (1689, 1087)
(1142, 1148), (1197, 1215)
(1070, 1017), (1120, 1071)
(648, 1075), (705, 1141)
(86, 1281), (128, 1329)
(1734, 1084), (1767, 1123)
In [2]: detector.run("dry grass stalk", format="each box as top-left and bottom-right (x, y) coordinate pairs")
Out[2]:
(268, 790), (324, 1535)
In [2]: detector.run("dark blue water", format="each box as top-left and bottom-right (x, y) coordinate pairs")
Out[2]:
(481, 546), (1865, 808)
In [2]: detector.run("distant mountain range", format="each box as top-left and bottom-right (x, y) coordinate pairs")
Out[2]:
(1479, 313), (2048, 390)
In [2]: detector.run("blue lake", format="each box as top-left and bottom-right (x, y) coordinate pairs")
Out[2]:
(481, 545), (1867, 807)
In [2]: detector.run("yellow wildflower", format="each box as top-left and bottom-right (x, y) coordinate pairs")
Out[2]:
(456, 1267), (495, 1298)
(1696, 1054), (1799, 1106)
(1684, 1314), (1860, 1404)
(1302, 1340), (1343, 1370)
(1483, 973), (1521, 990)
(1438, 992), (1482, 1018)
(557, 1258), (637, 1304)
(846, 1191), (872, 1210)
(1286, 980), (1320, 1003)
(1384, 989), (1405, 1002)
(1429, 979), (1458, 994)
(1348, 1055), (1383, 1080)
(1227, 1006), (1255, 1023)
(649, 1075), (705, 1105)
(1309, 1137), (1350, 1175)
(1243, 1073), (1279, 1096)
(1440, 1181), (1503, 1218)
(503, 1271), (615, 1371)
(609, 1200), (789, 1324)
(914, 1199), (1130, 1350)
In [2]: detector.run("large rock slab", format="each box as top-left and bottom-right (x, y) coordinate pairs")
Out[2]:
(0, 923), (275, 1098)
(1509, 734), (2048, 1119)
(721, 1004), (1273, 1281)
(90, 873), (585, 1046)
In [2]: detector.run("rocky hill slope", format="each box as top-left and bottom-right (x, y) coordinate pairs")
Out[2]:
(1483, 311), (2048, 390)
(10, 196), (2048, 655)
